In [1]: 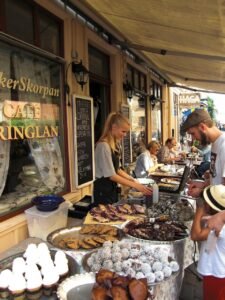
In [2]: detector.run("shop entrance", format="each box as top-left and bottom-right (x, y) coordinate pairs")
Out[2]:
(90, 80), (110, 143)
(88, 45), (111, 143)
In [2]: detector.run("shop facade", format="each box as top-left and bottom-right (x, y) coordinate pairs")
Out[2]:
(0, 0), (174, 251)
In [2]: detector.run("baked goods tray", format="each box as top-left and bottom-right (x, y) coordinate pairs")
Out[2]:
(0, 250), (80, 300)
(57, 272), (95, 300)
(83, 212), (145, 225)
(122, 219), (189, 245)
(124, 232), (188, 245)
(47, 224), (124, 251)
(82, 251), (179, 287)
(57, 272), (155, 300)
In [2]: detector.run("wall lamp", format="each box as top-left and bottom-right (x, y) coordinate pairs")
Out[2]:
(72, 60), (89, 90)
(138, 95), (146, 108)
(123, 80), (134, 99)
(150, 95), (164, 110)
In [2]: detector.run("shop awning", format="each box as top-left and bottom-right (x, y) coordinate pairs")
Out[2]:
(81, 0), (225, 93)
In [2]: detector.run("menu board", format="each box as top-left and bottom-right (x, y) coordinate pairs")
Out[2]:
(73, 95), (95, 188)
(121, 105), (132, 166)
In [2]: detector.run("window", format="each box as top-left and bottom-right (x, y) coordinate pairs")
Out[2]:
(89, 45), (110, 80)
(150, 80), (163, 142)
(3, 0), (63, 56)
(130, 96), (146, 161)
(5, 0), (34, 44)
(0, 38), (67, 219)
(126, 65), (147, 160)
(39, 9), (62, 55)
(127, 64), (147, 93)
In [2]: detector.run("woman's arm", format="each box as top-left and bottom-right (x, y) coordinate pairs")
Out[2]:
(110, 173), (152, 195)
(117, 168), (135, 181)
(191, 205), (210, 241)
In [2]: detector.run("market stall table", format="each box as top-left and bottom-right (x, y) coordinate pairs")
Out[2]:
(0, 207), (197, 300)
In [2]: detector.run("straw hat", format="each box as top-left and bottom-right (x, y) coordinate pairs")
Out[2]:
(203, 185), (225, 212)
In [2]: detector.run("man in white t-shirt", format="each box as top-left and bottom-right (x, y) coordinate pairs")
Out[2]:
(181, 108), (225, 195)
(181, 108), (225, 235)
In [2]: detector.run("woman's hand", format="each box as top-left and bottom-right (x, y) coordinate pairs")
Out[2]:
(134, 183), (152, 195)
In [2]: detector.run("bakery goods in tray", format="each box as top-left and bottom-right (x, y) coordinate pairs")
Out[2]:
(0, 242), (77, 299)
(123, 218), (188, 242)
(147, 198), (194, 222)
(83, 240), (179, 285)
(56, 224), (120, 250)
(89, 203), (145, 223)
(92, 269), (150, 300)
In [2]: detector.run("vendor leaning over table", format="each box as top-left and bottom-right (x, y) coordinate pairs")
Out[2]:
(157, 137), (184, 164)
(134, 140), (163, 178)
(181, 109), (225, 236)
(94, 112), (152, 205)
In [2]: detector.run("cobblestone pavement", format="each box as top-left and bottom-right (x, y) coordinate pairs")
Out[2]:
(179, 263), (203, 300)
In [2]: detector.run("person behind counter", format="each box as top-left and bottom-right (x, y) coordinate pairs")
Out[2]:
(94, 112), (152, 205)
(134, 141), (162, 178)
(191, 185), (225, 300)
(157, 137), (182, 164)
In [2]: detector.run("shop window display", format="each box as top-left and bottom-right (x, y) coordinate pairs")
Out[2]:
(0, 38), (66, 218)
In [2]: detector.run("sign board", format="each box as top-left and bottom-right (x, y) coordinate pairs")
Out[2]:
(121, 104), (132, 166)
(178, 93), (201, 107)
(73, 95), (95, 188)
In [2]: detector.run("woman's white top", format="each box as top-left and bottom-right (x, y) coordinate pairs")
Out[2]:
(134, 150), (155, 178)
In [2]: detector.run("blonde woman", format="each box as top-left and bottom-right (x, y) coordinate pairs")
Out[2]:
(94, 112), (152, 205)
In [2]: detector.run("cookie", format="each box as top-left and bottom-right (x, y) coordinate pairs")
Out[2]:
(80, 225), (96, 234)
(92, 236), (107, 245)
(66, 239), (80, 249)
(78, 239), (93, 249)
(83, 237), (100, 248)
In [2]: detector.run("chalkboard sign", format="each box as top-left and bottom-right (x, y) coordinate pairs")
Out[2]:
(73, 95), (95, 188)
(121, 105), (132, 166)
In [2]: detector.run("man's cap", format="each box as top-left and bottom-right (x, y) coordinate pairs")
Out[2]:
(203, 185), (225, 212)
(181, 109), (212, 132)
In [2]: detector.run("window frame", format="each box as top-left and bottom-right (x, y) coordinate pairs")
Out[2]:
(0, 34), (69, 222)
(1, 0), (64, 57)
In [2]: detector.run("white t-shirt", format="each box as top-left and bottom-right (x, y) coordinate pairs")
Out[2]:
(197, 226), (225, 277)
(210, 133), (225, 185)
(134, 150), (155, 178)
(95, 142), (117, 179)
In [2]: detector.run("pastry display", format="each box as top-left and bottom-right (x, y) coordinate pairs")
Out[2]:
(48, 224), (121, 250)
(91, 269), (151, 300)
(88, 203), (146, 223)
(0, 269), (12, 299)
(0, 243), (78, 298)
(83, 240), (179, 285)
(123, 218), (188, 242)
(147, 198), (194, 222)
